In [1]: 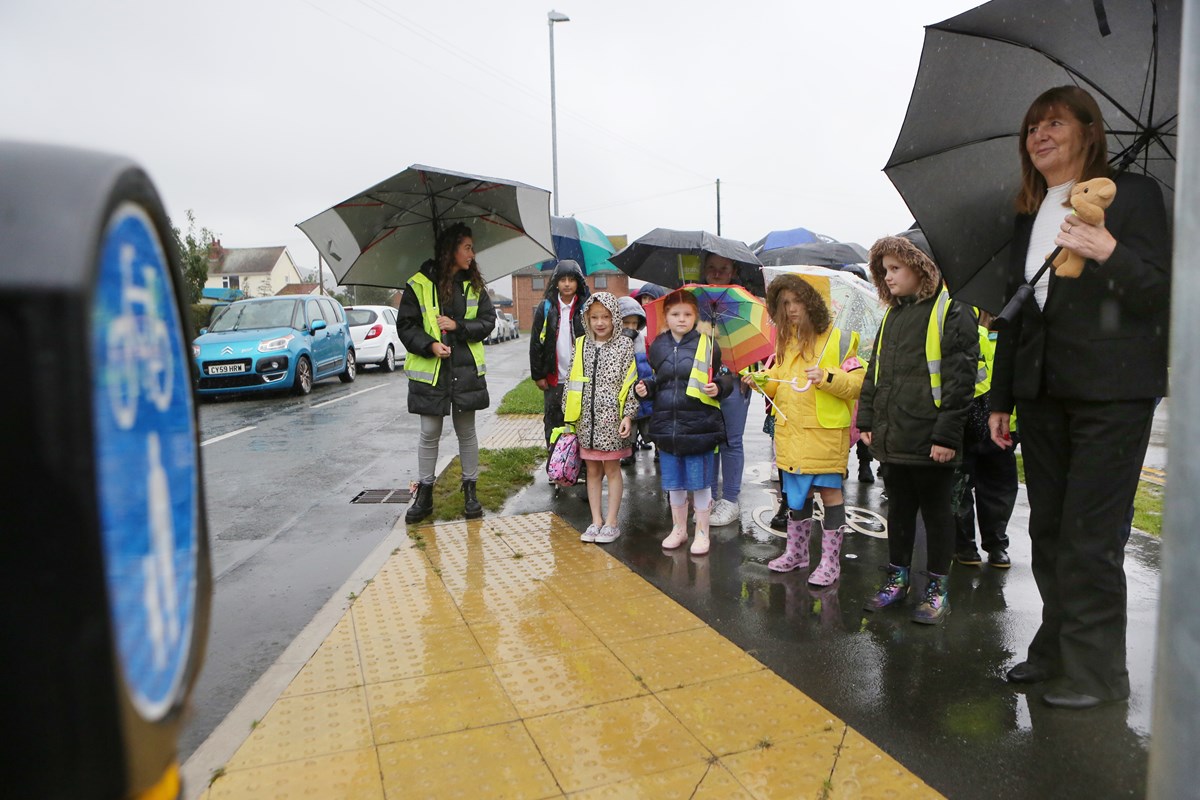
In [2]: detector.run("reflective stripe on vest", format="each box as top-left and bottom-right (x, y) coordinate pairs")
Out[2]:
(970, 306), (995, 397)
(403, 273), (485, 385)
(813, 328), (860, 428)
(874, 287), (951, 407)
(617, 359), (637, 413)
(687, 335), (721, 408)
(563, 336), (588, 423)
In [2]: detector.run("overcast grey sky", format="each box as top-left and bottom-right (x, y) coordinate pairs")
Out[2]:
(3, 0), (981, 290)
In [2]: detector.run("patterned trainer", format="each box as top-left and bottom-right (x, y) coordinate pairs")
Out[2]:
(595, 525), (621, 544)
(580, 524), (600, 543)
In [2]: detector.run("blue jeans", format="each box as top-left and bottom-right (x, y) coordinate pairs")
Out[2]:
(711, 384), (751, 503)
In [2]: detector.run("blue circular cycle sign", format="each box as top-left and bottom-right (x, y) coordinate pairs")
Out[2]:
(91, 202), (199, 721)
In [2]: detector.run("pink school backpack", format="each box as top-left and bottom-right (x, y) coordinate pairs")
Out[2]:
(547, 426), (581, 487)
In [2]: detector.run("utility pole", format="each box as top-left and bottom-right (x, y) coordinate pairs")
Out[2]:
(548, 10), (570, 215)
(317, 254), (325, 296)
(716, 178), (722, 235)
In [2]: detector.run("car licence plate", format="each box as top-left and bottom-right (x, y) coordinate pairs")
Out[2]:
(207, 363), (246, 375)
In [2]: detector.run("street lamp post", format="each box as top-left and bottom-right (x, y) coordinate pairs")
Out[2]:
(548, 9), (570, 215)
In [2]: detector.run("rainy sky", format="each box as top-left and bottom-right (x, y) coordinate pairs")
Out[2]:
(3, 0), (983, 289)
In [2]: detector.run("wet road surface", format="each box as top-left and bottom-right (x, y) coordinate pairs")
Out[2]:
(504, 402), (1159, 799)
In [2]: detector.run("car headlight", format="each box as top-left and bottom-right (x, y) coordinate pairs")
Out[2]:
(258, 334), (295, 352)
(192, 344), (200, 357)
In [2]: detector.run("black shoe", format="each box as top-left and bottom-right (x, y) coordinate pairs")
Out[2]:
(405, 481), (435, 524)
(769, 500), (788, 532)
(1042, 688), (1120, 710)
(462, 480), (483, 520)
(955, 549), (983, 566)
(1006, 661), (1050, 685)
(987, 549), (1012, 569)
(857, 464), (875, 483)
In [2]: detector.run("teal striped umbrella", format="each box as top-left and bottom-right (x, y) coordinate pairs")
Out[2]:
(539, 216), (617, 274)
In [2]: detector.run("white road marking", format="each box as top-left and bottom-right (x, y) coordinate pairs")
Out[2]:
(310, 383), (386, 408)
(200, 426), (256, 447)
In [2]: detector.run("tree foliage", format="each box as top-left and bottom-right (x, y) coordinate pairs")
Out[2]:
(172, 209), (218, 304)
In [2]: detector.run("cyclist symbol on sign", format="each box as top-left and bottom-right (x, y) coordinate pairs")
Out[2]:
(107, 243), (174, 431)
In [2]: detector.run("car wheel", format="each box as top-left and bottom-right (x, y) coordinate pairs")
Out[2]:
(339, 349), (357, 383)
(382, 346), (396, 373)
(293, 355), (313, 396)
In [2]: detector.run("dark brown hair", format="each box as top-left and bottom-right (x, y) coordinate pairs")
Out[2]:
(765, 273), (830, 360)
(1016, 86), (1111, 215)
(434, 223), (485, 303)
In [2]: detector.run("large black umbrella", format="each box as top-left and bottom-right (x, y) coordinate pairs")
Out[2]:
(755, 241), (869, 269)
(611, 228), (764, 294)
(884, 0), (1180, 314)
(297, 165), (554, 289)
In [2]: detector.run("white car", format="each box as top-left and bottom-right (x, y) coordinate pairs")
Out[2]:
(344, 305), (405, 371)
(485, 312), (515, 344)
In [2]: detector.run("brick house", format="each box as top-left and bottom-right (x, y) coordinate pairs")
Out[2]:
(203, 240), (306, 299)
(274, 283), (322, 297)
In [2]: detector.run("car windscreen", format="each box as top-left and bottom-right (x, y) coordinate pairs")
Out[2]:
(345, 309), (378, 326)
(209, 300), (300, 332)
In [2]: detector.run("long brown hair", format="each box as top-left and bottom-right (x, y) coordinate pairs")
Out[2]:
(434, 223), (485, 303)
(765, 274), (830, 360)
(1016, 86), (1111, 215)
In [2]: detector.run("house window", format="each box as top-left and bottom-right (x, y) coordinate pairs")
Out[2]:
(222, 276), (240, 289)
(594, 275), (607, 289)
(531, 276), (545, 290)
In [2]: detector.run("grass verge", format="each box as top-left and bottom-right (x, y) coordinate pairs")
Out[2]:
(1014, 449), (1162, 537)
(426, 447), (545, 522)
(497, 377), (544, 415)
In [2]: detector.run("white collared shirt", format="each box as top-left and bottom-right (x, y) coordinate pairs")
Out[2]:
(556, 295), (575, 381)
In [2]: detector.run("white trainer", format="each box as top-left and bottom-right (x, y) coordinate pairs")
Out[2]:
(707, 499), (741, 527)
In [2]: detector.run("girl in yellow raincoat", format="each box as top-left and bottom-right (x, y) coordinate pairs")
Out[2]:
(745, 273), (864, 585)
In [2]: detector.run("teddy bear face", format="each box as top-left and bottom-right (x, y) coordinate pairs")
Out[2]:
(1069, 177), (1117, 225)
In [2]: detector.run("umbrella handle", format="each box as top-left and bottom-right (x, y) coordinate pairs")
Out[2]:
(788, 378), (814, 393)
(992, 247), (1059, 331)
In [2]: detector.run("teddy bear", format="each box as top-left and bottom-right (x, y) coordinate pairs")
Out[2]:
(1050, 177), (1117, 278)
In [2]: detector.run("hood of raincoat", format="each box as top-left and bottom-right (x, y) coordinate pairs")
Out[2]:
(544, 259), (591, 304)
(580, 292), (623, 341)
(631, 283), (668, 302)
(867, 235), (943, 308)
(616, 296), (646, 330)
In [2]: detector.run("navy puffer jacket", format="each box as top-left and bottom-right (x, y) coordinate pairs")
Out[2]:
(643, 328), (733, 455)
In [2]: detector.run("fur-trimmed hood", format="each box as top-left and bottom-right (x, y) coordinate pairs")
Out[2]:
(867, 236), (943, 308)
(581, 292), (623, 340)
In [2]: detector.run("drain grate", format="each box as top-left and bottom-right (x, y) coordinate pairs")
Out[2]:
(351, 488), (411, 504)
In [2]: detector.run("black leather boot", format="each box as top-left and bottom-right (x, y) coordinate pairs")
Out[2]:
(770, 491), (789, 532)
(462, 479), (483, 520)
(405, 481), (434, 524)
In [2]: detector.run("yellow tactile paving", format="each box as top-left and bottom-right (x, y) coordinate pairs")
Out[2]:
(376, 722), (560, 799)
(524, 695), (710, 793)
(225, 686), (374, 771)
(205, 512), (943, 800)
(606, 627), (765, 692)
(493, 647), (649, 718)
(365, 666), (519, 745)
(208, 748), (384, 799)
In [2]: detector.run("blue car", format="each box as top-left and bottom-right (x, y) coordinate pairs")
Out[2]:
(192, 296), (356, 397)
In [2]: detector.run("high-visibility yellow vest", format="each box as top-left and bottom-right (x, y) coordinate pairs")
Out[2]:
(813, 328), (861, 428)
(975, 323), (996, 398)
(403, 272), (485, 386)
(687, 334), (721, 408)
(874, 287), (951, 407)
(563, 336), (638, 424)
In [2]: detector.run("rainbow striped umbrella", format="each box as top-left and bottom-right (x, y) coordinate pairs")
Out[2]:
(645, 284), (776, 373)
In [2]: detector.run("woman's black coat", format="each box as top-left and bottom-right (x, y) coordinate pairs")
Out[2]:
(396, 260), (496, 416)
(642, 328), (734, 455)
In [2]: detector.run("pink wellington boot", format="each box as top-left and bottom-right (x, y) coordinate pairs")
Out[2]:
(662, 502), (689, 550)
(808, 527), (845, 586)
(690, 506), (711, 555)
(768, 517), (811, 572)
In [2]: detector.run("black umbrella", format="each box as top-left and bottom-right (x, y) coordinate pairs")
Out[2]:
(884, 0), (1180, 315)
(755, 241), (869, 269)
(610, 228), (764, 294)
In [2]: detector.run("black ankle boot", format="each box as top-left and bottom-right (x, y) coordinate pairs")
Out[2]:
(405, 481), (434, 524)
(769, 494), (788, 532)
(462, 479), (483, 520)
